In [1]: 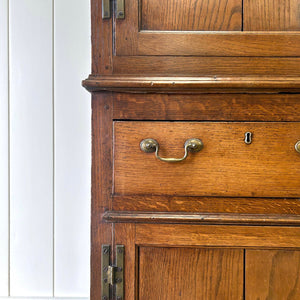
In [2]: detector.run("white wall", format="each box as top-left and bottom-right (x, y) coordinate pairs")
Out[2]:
(0, 0), (91, 298)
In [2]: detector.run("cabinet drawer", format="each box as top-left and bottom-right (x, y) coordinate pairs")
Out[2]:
(114, 122), (300, 198)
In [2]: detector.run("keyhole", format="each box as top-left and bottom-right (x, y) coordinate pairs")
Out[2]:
(244, 132), (252, 144)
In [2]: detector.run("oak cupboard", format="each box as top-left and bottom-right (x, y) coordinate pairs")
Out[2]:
(83, 0), (300, 299)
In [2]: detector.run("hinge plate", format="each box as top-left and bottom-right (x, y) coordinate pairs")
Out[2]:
(101, 244), (124, 300)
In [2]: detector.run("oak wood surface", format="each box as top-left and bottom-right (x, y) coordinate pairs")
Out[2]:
(114, 223), (136, 300)
(104, 211), (300, 226)
(137, 32), (300, 56)
(91, 93), (113, 300)
(113, 93), (300, 121)
(139, 247), (244, 300)
(141, 0), (242, 31)
(246, 250), (300, 299)
(114, 121), (300, 198)
(91, 0), (112, 74)
(112, 196), (300, 215)
(244, 0), (300, 31)
(83, 75), (300, 93)
(136, 224), (300, 248)
(112, 56), (300, 77)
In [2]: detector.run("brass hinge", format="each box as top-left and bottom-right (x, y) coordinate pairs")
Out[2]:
(102, 0), (125, 19)
(101, 245), (124, 300)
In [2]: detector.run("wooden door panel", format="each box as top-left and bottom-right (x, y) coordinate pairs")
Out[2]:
(141, 0), (242, 31)
(244, 0), (300, 31)
(139, 247), (243, 300)
(246, 250), (300, 299)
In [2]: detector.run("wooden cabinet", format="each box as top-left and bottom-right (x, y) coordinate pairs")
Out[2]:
(83, 0), (300, 299)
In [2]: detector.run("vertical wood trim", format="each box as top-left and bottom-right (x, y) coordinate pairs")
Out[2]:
(91, 93), (114, 300)
(9, 0), (53, 296)
(0, 0), (9, 296)
(53, 0), (91, 296)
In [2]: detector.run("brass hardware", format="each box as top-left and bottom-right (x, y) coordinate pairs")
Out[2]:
(116, 0), (125, 19)
(140, 138), (203, 162)
(244, 132), (252, 144)
(101, 245), (124, 300)
(295, 141), (300, 153)
(102, 0), (111, 19)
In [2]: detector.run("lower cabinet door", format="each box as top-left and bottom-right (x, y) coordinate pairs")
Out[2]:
(114, 223), (300, 300)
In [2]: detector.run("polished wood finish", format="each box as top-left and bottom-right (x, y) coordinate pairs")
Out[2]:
(87, 1), (300, 299)
(246, 250), (300, 299)
(136, 224), (300, 248)
(103, 211), (300, 226)
(139, 247), (243, 300)
(91, 93), (113, 300)
(112, 196), (300, 215)
(244, 0), (300, 31)
(114, 121), (300, 197)
(113, 93), (300, 121)
(141, 0), (242, 31)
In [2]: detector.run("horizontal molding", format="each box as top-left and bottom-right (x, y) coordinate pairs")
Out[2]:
(82, 75), (300, 93)
(103, 211), (300, 226)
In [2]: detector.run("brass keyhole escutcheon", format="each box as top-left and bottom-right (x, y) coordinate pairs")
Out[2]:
(244, 132), (252, 145)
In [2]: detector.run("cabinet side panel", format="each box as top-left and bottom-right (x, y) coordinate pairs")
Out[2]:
(91, 93), (113, 300)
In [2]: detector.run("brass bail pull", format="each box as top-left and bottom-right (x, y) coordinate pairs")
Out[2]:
(140, 138), (203, 162)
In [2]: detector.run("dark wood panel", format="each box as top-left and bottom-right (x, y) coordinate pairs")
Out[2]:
(139, 247), (243, 300)
(91, 93), (113, 300)
(141, 0), (242, 31)
(136, 224), (300, 248)
(113, 94), (300, 121)
(246, 250), (300, 299)
(112, 196), (300, 215)
(114, 122), (300, 197)
(244, 0), (300, 31)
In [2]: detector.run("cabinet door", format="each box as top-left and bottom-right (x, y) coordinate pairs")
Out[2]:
(115, 0), (300, 56)
(113, 223), (300, 299)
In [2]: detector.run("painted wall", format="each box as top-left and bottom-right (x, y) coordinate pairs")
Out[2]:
(0, 0), (91, 298)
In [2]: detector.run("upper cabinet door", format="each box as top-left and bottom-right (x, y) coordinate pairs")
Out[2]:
(115, 0), (300, 56)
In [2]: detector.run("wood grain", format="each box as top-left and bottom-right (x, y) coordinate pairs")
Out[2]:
(112, 57), (300, 77)
(136, 224), (300, 248)
(114, 224), (136, 300)
(114, 122), (300, 198)
(113, 93), (300, 121)
(139, 247), (243, 300)
(141, 0), (242, 31)
(83, 75), (300, 93)
(246, 250), (300, 299)
(91, 0), (112, 74)
(244, 0), (300, 31)
(112, 196), (300, 215)
(137, 32), (300, 56)
(104, 211), (300, 226)
(91, 93), (113, 300)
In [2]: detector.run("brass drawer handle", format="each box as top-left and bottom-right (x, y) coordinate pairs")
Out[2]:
(140, 138), (203, 162)
(295, 141), (300, 153)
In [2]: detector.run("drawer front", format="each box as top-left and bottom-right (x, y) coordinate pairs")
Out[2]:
(114, 122), (300, 197)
